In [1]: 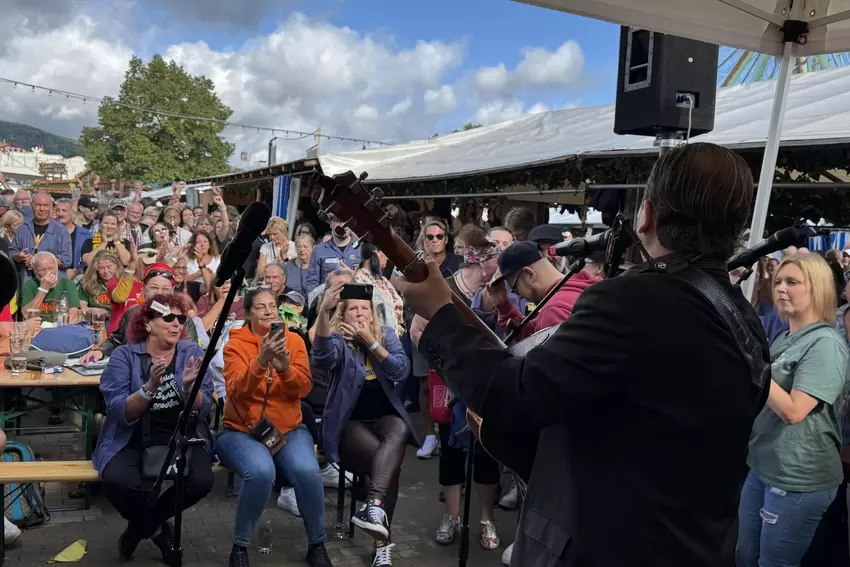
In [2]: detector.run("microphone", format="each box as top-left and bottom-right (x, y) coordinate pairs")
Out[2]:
(215, 202), (271, 287)
(727, 227), (801, 271)
(549, 229), (612, 258)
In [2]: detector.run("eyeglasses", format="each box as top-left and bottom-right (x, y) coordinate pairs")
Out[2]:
(425, 233), (446, 241)
(157, 313), (187, 324)
(144, 269), (174, 282)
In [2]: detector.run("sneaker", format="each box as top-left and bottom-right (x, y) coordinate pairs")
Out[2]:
(416, 435), (439, 459)
(499, 477), (519, 510)
(3, 517), (20, 546)
(230, 545), (250, 567)
(305, 542), (333, 567)
(480, 520), (501, 550)
(435, 514), (459, 545)
(276, 487), (301, 517)
(320, 463), (353, 488)
(151, 521), (175, 564)
(372, 542), (395, 566)
(351, 500), (390, 540)
(501, 542), (513, 565)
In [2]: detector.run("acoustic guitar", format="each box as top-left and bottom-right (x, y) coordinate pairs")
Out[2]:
(312, 170), (555, 483)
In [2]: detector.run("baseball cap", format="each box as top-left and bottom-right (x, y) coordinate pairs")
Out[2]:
(109, 198), (127, 210)
(0, 197), (12, 208)
(78, 195), (99, 209)
(528, 224), (565, 245)
(494, 241), (543, 284)
(282, 290), (306, 307)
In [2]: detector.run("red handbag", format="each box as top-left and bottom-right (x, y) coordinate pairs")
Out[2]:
(428, 369), (452, 425)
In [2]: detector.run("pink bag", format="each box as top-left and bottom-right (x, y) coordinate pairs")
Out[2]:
(428, 370), (452, 425)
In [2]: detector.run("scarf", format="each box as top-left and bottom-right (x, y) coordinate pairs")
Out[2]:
(462, 240), (500, 264)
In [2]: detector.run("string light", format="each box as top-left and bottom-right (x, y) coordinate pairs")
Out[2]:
(0, 76), (392, 147)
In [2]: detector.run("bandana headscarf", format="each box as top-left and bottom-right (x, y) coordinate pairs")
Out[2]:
(463, 240), (500, 264)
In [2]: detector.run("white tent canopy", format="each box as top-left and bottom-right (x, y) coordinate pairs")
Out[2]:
(516, 0), (850, 56)
(319, 65), (850, 182)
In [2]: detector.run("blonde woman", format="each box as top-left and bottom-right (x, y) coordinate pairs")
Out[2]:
(78, 251), (120, 320)
(0, 209), (23, 246)
(312, 279), (417, 566)
(257, 216), (295, 278)
(738, 253), (850, 566)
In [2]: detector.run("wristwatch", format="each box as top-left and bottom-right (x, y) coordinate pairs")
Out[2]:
(139, 385), (155, 401)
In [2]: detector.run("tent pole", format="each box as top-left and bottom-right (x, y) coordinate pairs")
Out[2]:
(741, 41), (795, 301)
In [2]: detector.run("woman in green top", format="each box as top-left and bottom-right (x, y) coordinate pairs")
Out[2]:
(738, 253), (850, 567)
(78, 251), (119, 322)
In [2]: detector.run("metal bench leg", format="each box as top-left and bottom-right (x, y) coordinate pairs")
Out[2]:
(226, 472), (235, 497)
(348, 472), (357, 539)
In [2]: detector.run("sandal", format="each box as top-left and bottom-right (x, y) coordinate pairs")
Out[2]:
(480, 520), (501, 550)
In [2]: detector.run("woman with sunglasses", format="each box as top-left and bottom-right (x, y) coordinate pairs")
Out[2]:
(143, 222), (181, 265)
(95, 293), (214, 564)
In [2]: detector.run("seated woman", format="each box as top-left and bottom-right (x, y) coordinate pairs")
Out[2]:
(217, 288), (332, 567)
(78, 250), (120, 325)
(184, 230), (221, 289)
(94, 294), (215, 563)
(312, 279), (417, 567)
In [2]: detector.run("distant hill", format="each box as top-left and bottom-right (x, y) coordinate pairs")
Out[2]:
(0, 121), (83, 158)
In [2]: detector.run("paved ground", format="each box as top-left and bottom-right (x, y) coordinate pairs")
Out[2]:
(3, 409), (518, 567)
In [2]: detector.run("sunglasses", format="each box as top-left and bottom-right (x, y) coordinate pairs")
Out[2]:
(144, 269), (174, 282)
(425, 233), (446, 241)
(157, 313), (187, 324)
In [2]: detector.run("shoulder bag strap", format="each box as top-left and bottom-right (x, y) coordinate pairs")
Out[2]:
(669, 268), (770, 391)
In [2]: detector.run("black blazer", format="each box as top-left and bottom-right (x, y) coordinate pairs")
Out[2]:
(420, 253), (769, 567)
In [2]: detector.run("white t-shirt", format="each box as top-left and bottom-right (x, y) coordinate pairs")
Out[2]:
(260, 240), (296, 264)
(187, 256), (221, 282)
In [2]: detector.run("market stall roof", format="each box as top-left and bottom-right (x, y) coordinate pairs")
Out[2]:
(514, 0), (850, 57)
(318, 65), (850, 183)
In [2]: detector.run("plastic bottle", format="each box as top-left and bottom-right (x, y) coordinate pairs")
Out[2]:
(57, 291), (68, 326)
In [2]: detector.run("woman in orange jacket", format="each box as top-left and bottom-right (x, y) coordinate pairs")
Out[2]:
(216, 288), (332, 567)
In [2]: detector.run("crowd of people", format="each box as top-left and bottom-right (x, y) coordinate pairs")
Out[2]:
(2, 143), (850, 567)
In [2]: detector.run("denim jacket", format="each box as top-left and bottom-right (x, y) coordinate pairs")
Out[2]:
(10, 219), (72, 278)
(69, 224), (93, 271)
(312, 327), (419, 462)
(93, 340), (215, 472)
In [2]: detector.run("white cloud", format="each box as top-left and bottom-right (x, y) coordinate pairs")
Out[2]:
(516, 40), (584, 87)
(353, 104), (378, 121)
(388, 97), (412, 117)
(424, 85), (456, 114)
(474, 63), (510, 93)
(527, 102), (550, 115)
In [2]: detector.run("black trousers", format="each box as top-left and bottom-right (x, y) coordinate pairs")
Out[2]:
(101, 444), (214, 538)
(801, 480), (849, 567)
(339, 415), (410, 523)
(437, 423), (500, 487)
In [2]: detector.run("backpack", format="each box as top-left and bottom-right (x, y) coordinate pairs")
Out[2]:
(31, 324), (96, 358)
(3, 441), (49, 527)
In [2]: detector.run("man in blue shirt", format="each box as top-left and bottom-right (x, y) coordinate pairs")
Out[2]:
(11, 191), (72, 280)
(304, 215), (361, 294)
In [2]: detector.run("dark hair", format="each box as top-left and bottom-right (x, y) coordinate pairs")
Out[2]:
(127, 293), (191, 343)
(187, 229), (220, 259)
(503, 207), (536, 241)
(457, 224), (489, 248)
(644, 142), (753, 261)
(359, 242), (381, 274)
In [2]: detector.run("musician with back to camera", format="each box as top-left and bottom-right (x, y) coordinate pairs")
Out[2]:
(397, 142), (771, 567)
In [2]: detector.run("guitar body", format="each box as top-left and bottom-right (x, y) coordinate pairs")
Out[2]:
(466, 324), (559, 483)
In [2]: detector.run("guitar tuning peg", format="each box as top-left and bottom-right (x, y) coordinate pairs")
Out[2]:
(377, 205), (397, 227)
(358, 171), (368, 181)
(317, 200), (339, 221)
(363, 188), (384, 211)
(385, 204), (398, 218)
(370, 188), (384, 201)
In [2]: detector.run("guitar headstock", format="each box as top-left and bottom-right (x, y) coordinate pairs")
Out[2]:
(312, 170), (419, 275)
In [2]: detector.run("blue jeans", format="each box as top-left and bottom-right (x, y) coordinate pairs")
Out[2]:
(737, 470), (838, 567)
(216, 424), (326, 547)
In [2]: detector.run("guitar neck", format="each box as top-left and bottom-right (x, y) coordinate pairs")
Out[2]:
(449, 291), (507, 350)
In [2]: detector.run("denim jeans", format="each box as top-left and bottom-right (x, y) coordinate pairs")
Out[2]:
(737, 470), (838, 567)
(216, 424), (326, 546)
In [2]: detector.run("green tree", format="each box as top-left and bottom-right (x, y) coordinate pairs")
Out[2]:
(81, 55), (234, 182)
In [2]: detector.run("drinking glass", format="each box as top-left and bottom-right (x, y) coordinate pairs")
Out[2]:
(9, 330), (29, 374)
(91, 311), (107, 344)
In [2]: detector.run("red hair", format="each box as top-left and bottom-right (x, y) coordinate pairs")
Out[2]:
(127, 293), (192, 343)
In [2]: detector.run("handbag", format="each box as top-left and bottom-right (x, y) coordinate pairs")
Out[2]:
(140, 411), (192, 481)
(228, 368), (286, 455)
(428, 369), (452, 425)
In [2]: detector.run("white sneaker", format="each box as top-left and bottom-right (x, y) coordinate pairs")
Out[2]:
(276, 487), (301, 517)
(4, 517), (20, 546)
(416, 435), (439, 459)
(499, 477), (519, 510)
(372, 542), (394, 566)
(501, 542), (513, 566)
(320, 463), (353, 488)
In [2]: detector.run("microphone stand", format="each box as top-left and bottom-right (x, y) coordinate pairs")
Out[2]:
(146, 266), (246, 567)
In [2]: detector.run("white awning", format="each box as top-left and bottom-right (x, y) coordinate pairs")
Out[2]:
(514, 0), (850, 57)
(319, 65), (850, 183)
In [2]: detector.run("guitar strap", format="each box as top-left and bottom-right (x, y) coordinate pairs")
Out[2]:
(668, 268), (770, 392)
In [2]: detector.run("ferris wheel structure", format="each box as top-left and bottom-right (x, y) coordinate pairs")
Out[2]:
(718, 47), (850, 87)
